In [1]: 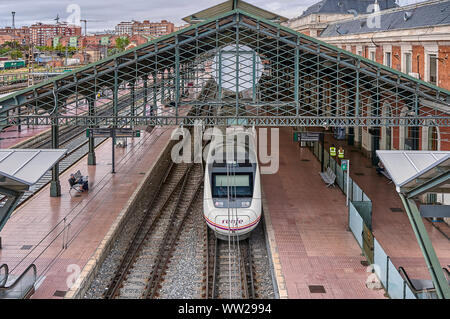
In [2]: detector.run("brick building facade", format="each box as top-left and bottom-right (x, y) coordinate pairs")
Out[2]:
(115, 20), (174, 37)
(0, 26), (31, 45)
(30, 22), (81, 46)
(286, 0), (450, 154)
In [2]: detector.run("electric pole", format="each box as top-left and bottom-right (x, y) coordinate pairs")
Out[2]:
(11, 12), (16, 50)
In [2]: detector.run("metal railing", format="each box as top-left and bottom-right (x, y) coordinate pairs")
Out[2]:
(308, 141), (422, 299)
(0, 264), (36, 299)
(0, 264), (8, 287)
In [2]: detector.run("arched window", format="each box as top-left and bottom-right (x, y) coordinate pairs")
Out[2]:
(428, 126), (439, 151)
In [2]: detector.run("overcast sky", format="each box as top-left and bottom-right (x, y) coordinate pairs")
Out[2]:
(0, 0), (425, 32)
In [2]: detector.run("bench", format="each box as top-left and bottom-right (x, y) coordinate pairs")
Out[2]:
(69, 170), (88, 194)
(319, 167), (336, 188)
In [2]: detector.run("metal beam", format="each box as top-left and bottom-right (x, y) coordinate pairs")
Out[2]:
(404, 171), (450, 199)
(399, 194), (450, 299)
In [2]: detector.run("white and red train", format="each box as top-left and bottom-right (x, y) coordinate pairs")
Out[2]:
(203, 126), (261, 240)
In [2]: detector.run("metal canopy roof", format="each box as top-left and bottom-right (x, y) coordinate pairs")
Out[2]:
(0, 4), (448, 128)
(0, 149), (67, 191)
(183, 0), (288, 24)
(376, 150), (450, 197)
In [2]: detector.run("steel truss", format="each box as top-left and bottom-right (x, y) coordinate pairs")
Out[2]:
(0, 9), (449, 128)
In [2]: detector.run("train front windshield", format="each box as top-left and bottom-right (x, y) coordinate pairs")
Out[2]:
(212, 173), (253, 198)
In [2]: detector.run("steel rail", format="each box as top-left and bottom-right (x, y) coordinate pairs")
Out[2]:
(143, 169), (203, 299)
(103, 164), (190, 299)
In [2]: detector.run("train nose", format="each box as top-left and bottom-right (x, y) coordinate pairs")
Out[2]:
(215, 215), (251, 231)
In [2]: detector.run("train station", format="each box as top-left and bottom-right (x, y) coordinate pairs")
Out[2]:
(0, 0), (449, 302)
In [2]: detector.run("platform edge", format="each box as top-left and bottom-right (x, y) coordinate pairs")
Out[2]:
(64, 131), (173, 299)
(261, 187), (289, 299)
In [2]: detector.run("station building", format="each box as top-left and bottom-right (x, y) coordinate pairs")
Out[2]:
(285, 0), (450, 207)
(286, 0), (450, 153)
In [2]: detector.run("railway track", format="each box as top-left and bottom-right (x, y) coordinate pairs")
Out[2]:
(206, 232), (255, 299)
(103, 163), (203, 299)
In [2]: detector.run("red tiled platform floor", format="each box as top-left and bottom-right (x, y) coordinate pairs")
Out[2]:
(0, 125), (50, 149)
(261, 127), (385, 299)
(323, 133), (450, 280)
(0, 127), (173, 298)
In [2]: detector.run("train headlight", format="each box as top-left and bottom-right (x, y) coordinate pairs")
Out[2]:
(214, 201), (224, 208)
(241, 201), (251, 208)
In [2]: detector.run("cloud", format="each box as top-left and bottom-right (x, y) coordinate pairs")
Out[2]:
(0, 0), (425, 32)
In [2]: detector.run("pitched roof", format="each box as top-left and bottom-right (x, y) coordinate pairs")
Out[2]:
(183, 0), (288, 24)
(320, 0), (450, 37)
(300, 0), (398, 18)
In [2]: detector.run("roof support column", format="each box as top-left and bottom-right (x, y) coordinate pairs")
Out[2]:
(112, 59), (118, 167)
(355, 60), (360, 124)
(181, 65), (185, 98)
(336, 53), (340, 119)
(87, 96), (96, 166)
(161, 70), (165, 104)
(316, 47), (320, 116)
(252, 50), (256, 103)
(152, 71), (157, 117)
(113, 59), (118, 124)
(235, 15), (240, 118)
(175, 36), (180, 122)
(130, 81), (135, 128)
(143, 76), (148, 117)
(294, 41), (299, 117)
(218, 50), (223, 101)
(17, 106), (21, 133)
(50, 86), (61, 197)
(399, 194), (450, 299)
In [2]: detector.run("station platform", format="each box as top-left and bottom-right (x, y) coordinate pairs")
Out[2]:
(261, 127), (386, 299)
(322, 133), (450, 281)
(0, 125), (50, 149)
(0, 127), (173, 298)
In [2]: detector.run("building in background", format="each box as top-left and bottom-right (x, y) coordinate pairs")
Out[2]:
(285, 0), (398, 37)
(115, 20), (174, 37)
(115, 21), (135, 36)
(285, 0), (450, 154)
(0, 26), (31, 45)
(30, 22), (81, 46)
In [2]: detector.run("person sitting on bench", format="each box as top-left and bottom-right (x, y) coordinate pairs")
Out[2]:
(376, 161), (385, 175)
(69, 171), (89, 193)
(69, 174), (77, 188)
(81, 178), (89, 192)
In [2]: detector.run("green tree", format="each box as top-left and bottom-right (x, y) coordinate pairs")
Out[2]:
(115, 37), (130, 52)
(10, 49), (23, 59)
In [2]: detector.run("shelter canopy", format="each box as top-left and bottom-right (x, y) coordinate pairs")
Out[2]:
(0, 149), (67, 191)
(376, 150), (450, 197)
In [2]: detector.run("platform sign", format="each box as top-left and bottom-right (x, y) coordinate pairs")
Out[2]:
(86, 128), (112, 138)
(341, 159), (349, 171)
(86, 128), (140, 138)
(294, 131), (321, 142)
(115, 128), (141, 138)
